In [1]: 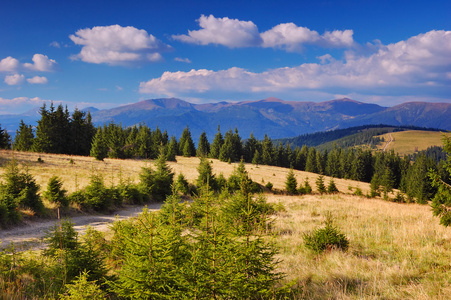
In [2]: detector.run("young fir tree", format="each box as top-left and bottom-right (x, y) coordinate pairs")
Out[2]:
(285, 169), (298, 195)
(43, 176), (69, 207)
(430, 134), (451, 227)
(90, 127), (108, 161)
(151, 147), (175, 202)
(327, 178), (339, 194)
(316, 175), (326, 194)
(196, 156), (216, 190)
(14, 120), (34, 151)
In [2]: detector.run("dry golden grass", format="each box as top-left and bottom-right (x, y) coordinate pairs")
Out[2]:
(268, 194), (451, 299)
(0, 150), (371, 196)
(2, 150), (450, 298)
(376, 131), (445, 156)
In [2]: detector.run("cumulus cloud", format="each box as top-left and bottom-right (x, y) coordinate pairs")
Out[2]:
(49, 41), (61, 48)
(0, 56), (20, 72)
(173, 15), (262, 48)
(69, 25), (171, 65)
(24, 54), (57, 71)
(173, 15), (353, 51)
(27, 76), (48, 84)
(140, 30), (451, 103)
(4, 74), (25, 85)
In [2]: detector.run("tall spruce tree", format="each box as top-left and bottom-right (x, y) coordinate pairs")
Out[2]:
(197, 130), (210, 157)
(179, 126), (196, 157)
(14, 120), (34, 151)
(209, 125), (224, 159)
(285, 169), (298, 195)
(0, 124), (11, 149)
(90, 127), (108, 161)
(430, 134), (451, 226)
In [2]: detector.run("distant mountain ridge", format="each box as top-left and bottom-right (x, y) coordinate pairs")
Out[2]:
(1, 98), (450, 140)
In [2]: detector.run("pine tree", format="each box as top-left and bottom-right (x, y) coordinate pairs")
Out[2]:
(0, 124), (11, 149)
(179, 126), (196, 157)
(197, 130), (210, 157)
(285, 169), (298, 195)
(429, 134), (451, 226)
(70, 109), (95, 156)
(136, 124), (152, 158)
(14, 120), (34, 151)
(90, 127), (108, 161)
(327, 178), (339, 194)
(43, 176), (69, 207)
(316, 175), (326, 194)
(261, 134), (274, 166)
(196, 157), (216, 190)
(243, 132), (260, 162)
(305, 147), (318, 173)
(166, 135), (178, 161)
(33, 103), (52, 153)
(209, 125), (223, 159)
(152, 147), (175, 202)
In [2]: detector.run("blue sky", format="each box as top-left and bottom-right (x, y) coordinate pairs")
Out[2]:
(0, 0), (450, 114)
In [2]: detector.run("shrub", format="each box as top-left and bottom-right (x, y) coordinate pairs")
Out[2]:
(303, 213), (349, 254)
(83, 175), (112, 211)
(265, 182), (273, 191)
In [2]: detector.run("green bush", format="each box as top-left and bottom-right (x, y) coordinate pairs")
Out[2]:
(303, 214), (349, 254)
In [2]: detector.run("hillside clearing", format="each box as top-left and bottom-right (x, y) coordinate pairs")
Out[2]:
(376, 130), (444, 155)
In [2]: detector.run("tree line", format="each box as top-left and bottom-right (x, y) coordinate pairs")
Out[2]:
(1, 102), (450, 205)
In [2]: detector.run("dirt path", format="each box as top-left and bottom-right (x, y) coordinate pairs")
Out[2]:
(382, 133), (393, 151)
(0, 203), (161, 251)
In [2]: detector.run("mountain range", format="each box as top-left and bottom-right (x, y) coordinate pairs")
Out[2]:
(2, 97), (451, 140)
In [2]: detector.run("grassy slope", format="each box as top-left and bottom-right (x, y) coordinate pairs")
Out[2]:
(376, 130), (445, 156)
(1, 150), (450, 298)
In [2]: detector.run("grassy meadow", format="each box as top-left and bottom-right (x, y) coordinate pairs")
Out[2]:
(375, 130), (445, 156)
(1, 150), (450, 298)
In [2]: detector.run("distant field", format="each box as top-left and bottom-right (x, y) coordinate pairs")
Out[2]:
(375, 130), (445, 155)
(0, 150), (371, 196)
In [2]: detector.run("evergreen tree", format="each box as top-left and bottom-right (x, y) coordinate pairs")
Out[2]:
(90, 127), (108, 161)
(209, 125), (223, 159)
(406, 154), (436, 203)
(305, 147), (318, 173)
(166, 135), (178, 161)
(152, 147), (175, 202)
(179, 126), (196, 157)
(316, 175), (326, 194)
(219, 130), (234, 162)
(197, 130), (210, 157)
(70, 109), (95, 156)
(135, 124), (152, 158)
(196, 157), (216, 190)
(243, 132), (260, 162)
(105, 122), (125, 159)
(327, 178), (339, 193)
(252, 149), (262, 165)
(14, 120), (34, 151)
(33, 103), (52, 152)
(43, 176), (69, 207)
(430, 134), (451, 226)
(285, 169), (298, 195)
(261, 134), (274, 166)
(0, 124), (11, 149)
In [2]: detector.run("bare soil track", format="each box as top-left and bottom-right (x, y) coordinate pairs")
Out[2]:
(0, 203), (161, 251)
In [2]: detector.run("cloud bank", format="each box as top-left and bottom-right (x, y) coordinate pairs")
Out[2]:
(141, 30), (451, 102)
(70, 25), (172, 65)
(173, 15), (354, 51)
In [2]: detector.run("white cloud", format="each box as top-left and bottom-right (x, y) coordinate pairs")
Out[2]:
(174, 57), (192, 63)
(4, 74), (25, 85)
(0, 56), (20, 72)
(140, 30), (451, 104)
(27, 76), (48, 84)
(173, 15), (353, 52)
(69, 25), (171, 65)
(50, 41), (61, 48)
(24, 54), (57, 71)
(172, 15), (262, 48)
